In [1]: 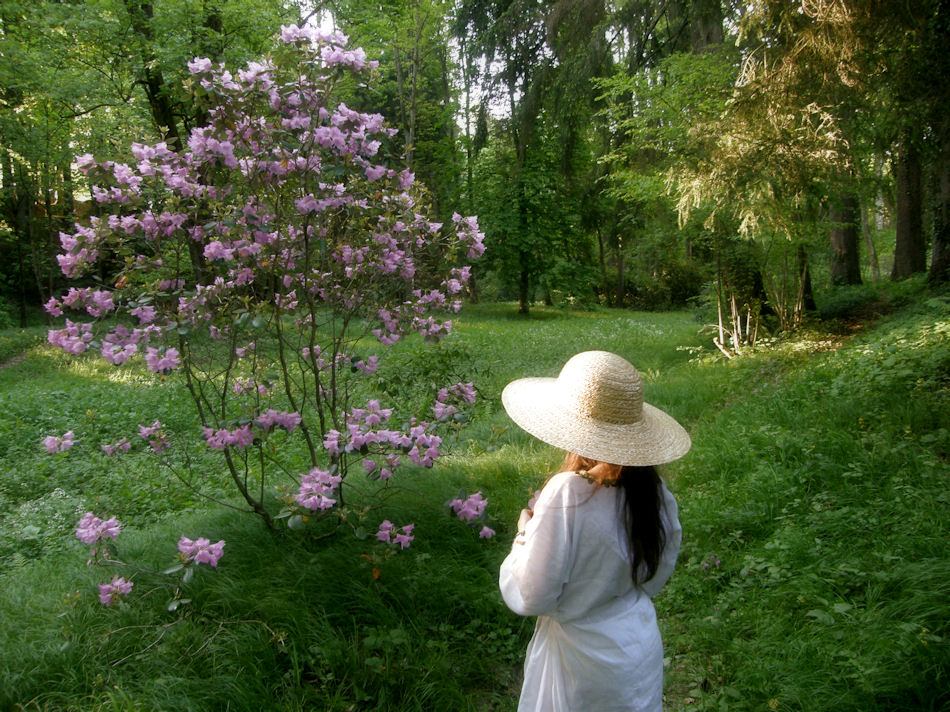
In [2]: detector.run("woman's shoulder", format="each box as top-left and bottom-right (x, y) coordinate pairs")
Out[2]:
(537, 470), (597, 505)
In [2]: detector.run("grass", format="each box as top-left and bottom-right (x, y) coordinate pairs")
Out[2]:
(0, 296), (947, 711)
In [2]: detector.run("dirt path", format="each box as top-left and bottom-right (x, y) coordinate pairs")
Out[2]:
(0, 352), (29, 370)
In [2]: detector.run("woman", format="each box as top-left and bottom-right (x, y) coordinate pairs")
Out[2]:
(499, 350), (690, 712)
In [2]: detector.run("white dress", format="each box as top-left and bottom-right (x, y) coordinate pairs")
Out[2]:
(499, 471), (682, 712)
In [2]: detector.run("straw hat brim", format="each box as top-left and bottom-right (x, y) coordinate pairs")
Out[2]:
(501, 376), (691, 466)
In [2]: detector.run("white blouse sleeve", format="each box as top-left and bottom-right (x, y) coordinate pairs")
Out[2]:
(499, 473), (576, 617)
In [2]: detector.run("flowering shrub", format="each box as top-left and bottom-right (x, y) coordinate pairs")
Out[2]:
(45, 25), (488, 542)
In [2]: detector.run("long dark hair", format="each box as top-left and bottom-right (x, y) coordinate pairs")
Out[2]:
(561, 453), (666, 586)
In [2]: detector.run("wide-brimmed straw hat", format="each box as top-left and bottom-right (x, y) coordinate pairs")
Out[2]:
(501, 350), (691, 466)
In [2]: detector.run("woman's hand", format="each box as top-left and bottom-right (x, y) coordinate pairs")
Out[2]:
(517, 508), (533, 533)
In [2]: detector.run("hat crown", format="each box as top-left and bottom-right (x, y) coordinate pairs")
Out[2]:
(556, 351), (643, 425)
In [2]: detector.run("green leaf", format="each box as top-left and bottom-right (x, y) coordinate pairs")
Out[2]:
(806, 609), (834, 625)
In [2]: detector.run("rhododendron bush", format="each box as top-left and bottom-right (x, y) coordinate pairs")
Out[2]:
(46, 25), (488, 550)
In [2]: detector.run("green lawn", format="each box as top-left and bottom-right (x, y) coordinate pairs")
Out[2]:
(1, 299), (947, 711)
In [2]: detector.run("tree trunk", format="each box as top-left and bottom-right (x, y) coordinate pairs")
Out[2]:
(596, 226), (608, 298)
(797, 243), (816, 313)
(518, 250), (530, 314)
(615, 234), (625, 307)
(829, 192), (862, 285)
(892, 135), (926, 278)
(689, 0), (723, 51)
(861, 204), (881, 281)
(930, 128), (950, 283)
(123, 0), (183, 150)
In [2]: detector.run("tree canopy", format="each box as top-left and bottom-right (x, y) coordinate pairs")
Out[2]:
(3, 0), (949, 329)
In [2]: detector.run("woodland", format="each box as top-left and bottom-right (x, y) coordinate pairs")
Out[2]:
(2, 0), (949, 338)
(1, 3), (950, 711)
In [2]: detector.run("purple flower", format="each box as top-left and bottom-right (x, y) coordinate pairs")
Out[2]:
(365, 164), (387, 181)
(144, 347), (180, 374)
(86, 290), (115, 317)
(376, 520), (394, 542)
(256, 409), (302, 432)
(43, 431), (76, 454)
(44, 297), (63, 316)
(203, 240), (234, 261)
(449, 491), (487, 522)
(98, 576), (133, 606)
(178, 535), (225, 567)
(202, 425), (255, 451)
(322, 429), (342, 455)
(76, 512), (121, 546)
(75, 153), (95, 172)
(101, 437), (131, 456)
(48, 320), (93, 354)
(393, 528), (414, 549)
(376, 521), (413, 549)
(295, 467), (342, 511)
(479, 526), (496, 539)
(431, 401), (457, 421)
(137, 421), (169, 453)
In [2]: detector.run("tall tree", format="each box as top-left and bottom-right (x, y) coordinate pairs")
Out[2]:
(335, 0), (462, 220)
(829, 192), (862, 285)
(454, 0), (555, 313)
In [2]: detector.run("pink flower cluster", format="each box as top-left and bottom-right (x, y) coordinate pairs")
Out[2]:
(55, 225), (99, 278)
(449, 491), (488, 522)
(144, 347), (181, 374)
(323, 415), (443, 471)
(76, 512), (121, 545)
(202, 424), (255, 450)
(101, 437), (131, 456)
(178, 535), (226, 567)
(43, 430), (76, 453)
(256, 409), (302, 432)
(98, 576), (133, 606)
(432, 381), (477, 421)
(101, 324), (156, 365)
(47, 320), (93, 354)
(376, 520), (414, 549)
(45, 287), (114, 318)
(295, 467), (342, 511)
(138, 420), (170, 453)
(232, 378), (264, 395)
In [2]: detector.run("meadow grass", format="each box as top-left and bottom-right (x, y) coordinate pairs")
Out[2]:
(0, 298), (947, 711)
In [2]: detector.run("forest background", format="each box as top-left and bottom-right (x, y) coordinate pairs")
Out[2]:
(2, 0), (950, 335)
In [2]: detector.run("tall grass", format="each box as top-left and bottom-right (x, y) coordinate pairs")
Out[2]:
(0, 299), (947, 710)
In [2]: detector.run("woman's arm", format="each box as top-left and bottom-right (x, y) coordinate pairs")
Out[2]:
(499, 473), (577, 616)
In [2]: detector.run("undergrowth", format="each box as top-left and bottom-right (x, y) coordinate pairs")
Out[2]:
(0, 297), (947, 711)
